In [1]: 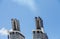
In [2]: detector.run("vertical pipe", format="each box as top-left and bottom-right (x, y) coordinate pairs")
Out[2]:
(35, 17), (41, 29)
(11, 18), (20, 31)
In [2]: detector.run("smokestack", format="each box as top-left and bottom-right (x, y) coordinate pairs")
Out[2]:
(11, 18), (20, 31)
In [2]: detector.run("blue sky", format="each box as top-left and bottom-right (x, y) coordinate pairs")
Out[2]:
(0, 0), (60, 39)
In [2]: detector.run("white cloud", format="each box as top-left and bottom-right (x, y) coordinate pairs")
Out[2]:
(0, 28), (12, 36)
(0, 28), (8, 35)
(9, 29), (13, 31)
(12, 0), (37, 11)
